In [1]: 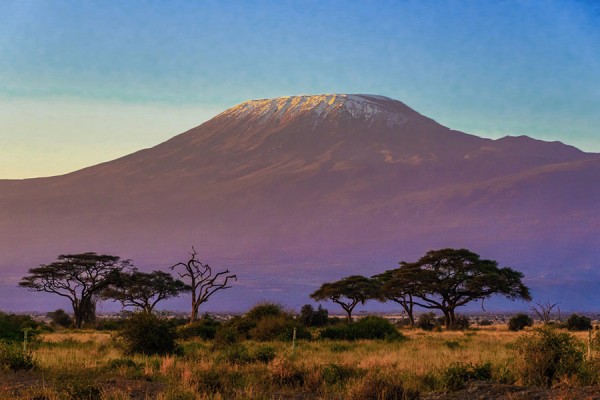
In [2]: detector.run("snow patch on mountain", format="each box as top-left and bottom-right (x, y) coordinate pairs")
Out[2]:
(221, 94), (412, 128)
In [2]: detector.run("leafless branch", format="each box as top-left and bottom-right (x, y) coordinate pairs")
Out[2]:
(530, 300), (560, 324)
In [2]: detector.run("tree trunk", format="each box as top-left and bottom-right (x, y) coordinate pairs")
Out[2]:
(407, 295), (415, 327)
(81, 298), (96, 326)
(189, 292), (198, 323)
(400, 303), (415, 327)
(442, 310), (451, 328)
(408, 308), (415, 327)
(73, 305), (83, 329)
(448, 308), (456, 328)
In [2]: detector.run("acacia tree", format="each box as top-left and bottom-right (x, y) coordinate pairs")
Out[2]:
(396, 248), (531, 328)
(101, 269), (188, 313)
(19, 253), (131, 328)
(170, 248), (236, 323)
(310, 275), (381, 323)
(373, 269), (417, 327)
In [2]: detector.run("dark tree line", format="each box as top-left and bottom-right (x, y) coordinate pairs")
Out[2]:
(19, 247), (530, 330)
(311, 248), (531, 327)
(19, 249), (235, 328)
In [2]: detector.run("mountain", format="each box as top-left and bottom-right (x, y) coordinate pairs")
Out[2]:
(1, 94), (599, 311)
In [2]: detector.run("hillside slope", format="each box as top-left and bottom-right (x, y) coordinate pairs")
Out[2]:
(1, 94), (599, 310)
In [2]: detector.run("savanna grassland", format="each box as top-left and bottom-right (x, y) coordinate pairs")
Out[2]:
(2, 321), (600, 400)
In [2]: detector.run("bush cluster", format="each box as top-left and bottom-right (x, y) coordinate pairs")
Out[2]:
(508, 313), (533, 331)
(515, 328), (584, 387)
(214, 303), (311, 344)
(46, 309), (73, 328)
(448, 315), (470, 330)
(320, 316), (404, 341)
(441, 362), (492, 391)
(416, 313), (440, 331)
(116, 312), (179, 355)
(299, 304), (328, 327)
(0, 312), (42, 342)
(0, 342), (35, 372)
(217, 344), (276, 364)
(320, 363), (357, 386)
(177, 314), (221, 340)
(195, 365), (245, 396)
(565, 314), (592, 331)
(94, 317), (127, 331)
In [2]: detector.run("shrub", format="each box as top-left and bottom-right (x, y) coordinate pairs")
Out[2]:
(270, 357), (307, 387)
(299, 304), (329, 327)
(245, 302), (285, 320)
(320, 316), (404, 341)
(224, 316), (258, 340)
(214, 324), (241, 347)
(0, 342), (35, 372)
(216, 303), (311, 343)
(416, 313), (439, 331)
(46, 309), (72, 328)
(320, 324), (349, 340)
(350, 316), (403, 340)
(177, 314), (221, 340)
(448, 315), (470, 330)
(94, 317), (126, 331)
(116, 312), (178, 355)
(196, 366), (244, 395)
(508, 313), (533, 331)
(218, 344), (254, 364)
(249, 315), (311, 341)
(254, 345), (277, 363)
(515, 328), (584, 387)
(216, 343), (276, 365)
(441, 362), (492, 391)
(478, 319), (493, 326)
(566, 314), (592, 331)
(321, 363), (357, 385)
(0, 312), (40, 342)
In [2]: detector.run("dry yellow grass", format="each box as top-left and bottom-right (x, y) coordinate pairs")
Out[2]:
(2, 324), (596, 400)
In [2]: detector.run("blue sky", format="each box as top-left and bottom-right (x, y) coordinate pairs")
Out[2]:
(1, 0), (599, 178)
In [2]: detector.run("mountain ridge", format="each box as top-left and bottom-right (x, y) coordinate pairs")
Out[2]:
(1, 94), (599, 311)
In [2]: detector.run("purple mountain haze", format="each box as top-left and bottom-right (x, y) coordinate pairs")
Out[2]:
(1, 94), (599, 312)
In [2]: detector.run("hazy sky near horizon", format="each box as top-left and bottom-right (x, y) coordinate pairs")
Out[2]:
(1, 0), (599, 178)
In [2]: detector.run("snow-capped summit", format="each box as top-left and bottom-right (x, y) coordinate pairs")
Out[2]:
(219, 94), (423, 127)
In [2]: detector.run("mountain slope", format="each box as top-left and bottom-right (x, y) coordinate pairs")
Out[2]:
(1, 94), (599, 311)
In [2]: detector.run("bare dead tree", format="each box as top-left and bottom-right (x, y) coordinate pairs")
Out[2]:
(170, 247), (237, 323)
(530, 300), (560, 325)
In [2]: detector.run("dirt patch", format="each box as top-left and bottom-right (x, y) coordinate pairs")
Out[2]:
(0, 371), (164, 400)
(423, 381), (600, 400)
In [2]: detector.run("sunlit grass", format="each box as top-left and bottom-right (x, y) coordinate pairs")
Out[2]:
(1, 324), (597, 399)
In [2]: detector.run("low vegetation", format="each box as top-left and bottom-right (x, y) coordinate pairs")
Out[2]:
(1, 310), (599, 399)
(6, 247), (597, 398)
(508, 313), (534, 331)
